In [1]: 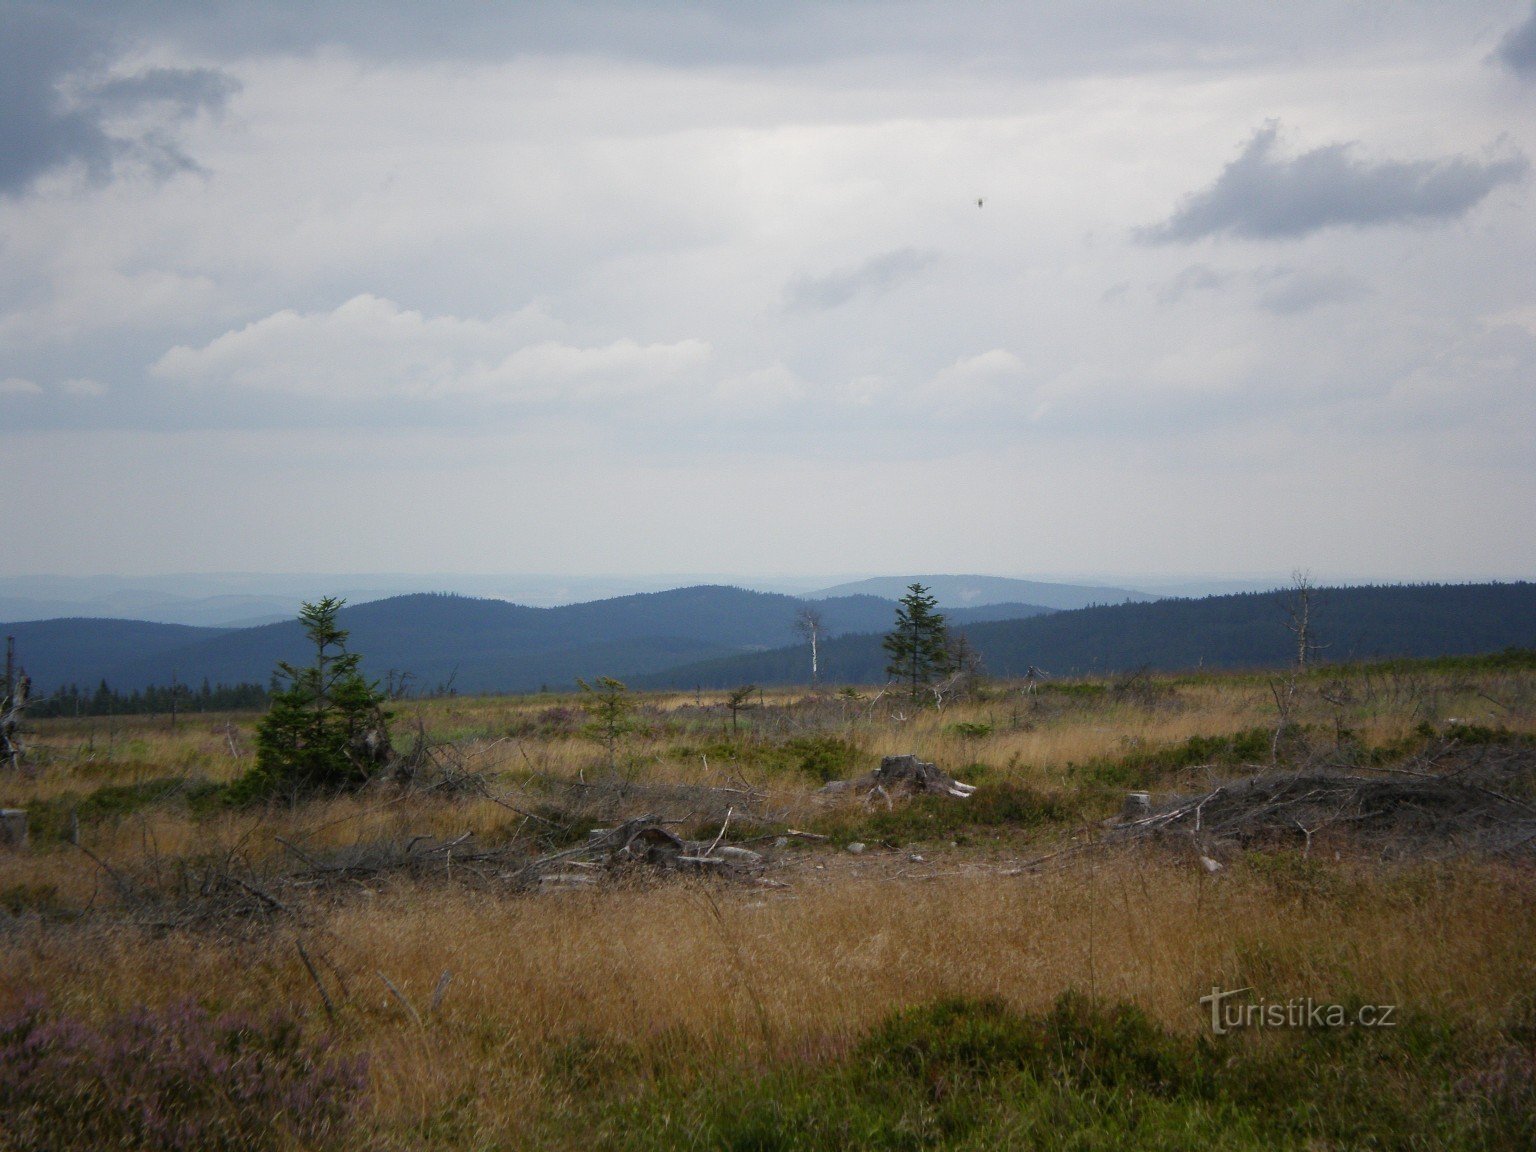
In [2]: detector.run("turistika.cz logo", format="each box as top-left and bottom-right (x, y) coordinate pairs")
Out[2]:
(1199, 986), (1397, 1035)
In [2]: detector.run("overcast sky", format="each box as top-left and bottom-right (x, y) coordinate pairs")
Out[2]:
(3, 1), (1535, 584)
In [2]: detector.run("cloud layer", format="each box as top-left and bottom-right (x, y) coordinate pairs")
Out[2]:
(3, 1), (1535, 580)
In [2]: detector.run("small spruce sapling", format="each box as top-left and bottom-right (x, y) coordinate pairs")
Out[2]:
(577, 676), (635, 774)
(231, 597), (391, 801)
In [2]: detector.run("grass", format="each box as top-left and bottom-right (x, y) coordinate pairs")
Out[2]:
(2, 658), (1534, 1148)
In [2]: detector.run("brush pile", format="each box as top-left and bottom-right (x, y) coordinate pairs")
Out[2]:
(1114, 742), (1536, 859)
(526, 813), (767, 891)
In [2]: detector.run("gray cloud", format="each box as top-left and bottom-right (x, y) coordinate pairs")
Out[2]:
(52, 2), (1512, 78)
(87, 66), (239, 118)
(1497, 5), (1536, 78)
(0, 9), (112, 194)
(786, 248), (940, 311)
(1256, 269), (1370, 315)
(1155, 263), (1232, 304)
(1145, 123), (1528, 242)
(1153, 262), (1370, 314)
(0, 7), (237, 196)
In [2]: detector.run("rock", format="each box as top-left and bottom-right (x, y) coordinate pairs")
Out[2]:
(847, 842), (866, 855)
(1200, 855), (1223, 874)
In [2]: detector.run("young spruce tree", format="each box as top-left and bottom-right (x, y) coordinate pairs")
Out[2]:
(231, 597), (391, 802)
(883, 583), (954, 701)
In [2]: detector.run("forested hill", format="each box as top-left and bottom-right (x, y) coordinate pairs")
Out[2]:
(636, 582), (1536, 688)
(14, 582), (1531, 698)
(0, 619), (231, 692)
(6, 585), (1052, 695)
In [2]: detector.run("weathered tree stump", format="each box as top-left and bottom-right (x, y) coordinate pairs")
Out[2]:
(0, 808), (27, 849)
(820, 755), (976, 801)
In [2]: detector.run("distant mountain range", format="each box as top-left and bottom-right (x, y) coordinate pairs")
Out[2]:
(3, 586), (1052, 695)
(6, 581), (1532, 699)
(806, 574), (1155, 610)
(0, 572), (1157, 625)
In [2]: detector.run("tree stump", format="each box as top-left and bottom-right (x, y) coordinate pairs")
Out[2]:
(0, 809), (27, 849)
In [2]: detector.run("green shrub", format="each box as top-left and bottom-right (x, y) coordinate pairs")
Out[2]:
(22, 778), (227, 845)
(783, 736), (859, 783)
(1076, 727), (1282, 788)
(947, 721), (993, 739)
(814, 783), (1071, 846)
(551, 993), (1503, 1151)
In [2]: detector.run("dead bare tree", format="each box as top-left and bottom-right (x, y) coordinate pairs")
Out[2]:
(1282, 569), (1326, 672)
(2, 637), (29, 773)
(1270, 571), (1325, 764)
(793, 607), (826, 687)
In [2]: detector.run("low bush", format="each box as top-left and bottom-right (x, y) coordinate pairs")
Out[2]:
(1075, 726), (1278, 789)
(22, 777), (227, 845)
(946, 721), (993, 739)
(814, 782), (1072, 846)
(550, 993), (1514, 1151)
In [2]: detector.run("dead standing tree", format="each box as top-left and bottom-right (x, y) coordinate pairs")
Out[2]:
(794, 607), (826, 688)
(1271, 571), (1325, 763)
(2, 637), (29, 773)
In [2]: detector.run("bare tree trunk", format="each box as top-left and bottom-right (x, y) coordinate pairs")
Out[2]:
(1, 637), (29, 773)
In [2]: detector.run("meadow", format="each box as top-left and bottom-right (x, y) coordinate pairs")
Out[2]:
(2, 656), (1534, 1149)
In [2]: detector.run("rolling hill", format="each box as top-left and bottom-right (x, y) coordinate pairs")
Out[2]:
(5, 586), (1053, 696)
(635, 582), (1536, 688)
(13, 581), (1531, 700)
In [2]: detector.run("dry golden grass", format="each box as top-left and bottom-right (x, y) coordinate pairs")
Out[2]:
(6, 857), (1533, 1142)
(4, 661), (1535, 1146)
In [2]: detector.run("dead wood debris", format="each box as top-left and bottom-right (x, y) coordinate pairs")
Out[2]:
(521, 811), (768, 891)
(1110, 743), (1536, 860)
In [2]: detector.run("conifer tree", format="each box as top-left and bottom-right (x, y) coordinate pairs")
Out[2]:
(576, 676), (634, 774)
(231, 598), (391, 801)
(882, 583), (954, 701)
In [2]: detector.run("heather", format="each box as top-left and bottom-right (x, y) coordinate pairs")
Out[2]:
(0, 997), (366, 1151)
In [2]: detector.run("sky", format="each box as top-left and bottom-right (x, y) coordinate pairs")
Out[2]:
(3, 1), (1535, 586)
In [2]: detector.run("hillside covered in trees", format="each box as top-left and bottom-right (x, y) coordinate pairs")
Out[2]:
(638, 582), (1536, 688)
(7, 582), (1533, 699)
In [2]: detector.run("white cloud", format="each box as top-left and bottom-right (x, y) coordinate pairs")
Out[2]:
(0, 376), (42, 395)
(151, 294), (711, 404)
(910, 349), (1030, 418)
(59, 377), (108, 396)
